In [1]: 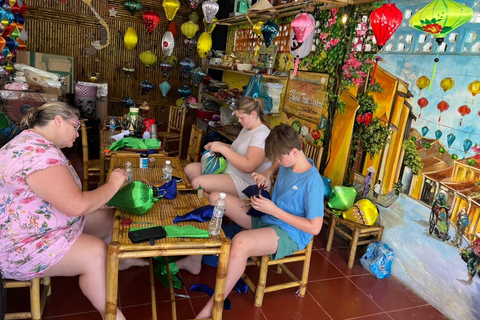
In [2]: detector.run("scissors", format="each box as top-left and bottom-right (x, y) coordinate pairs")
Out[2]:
(256, 183), (266, 198)
(121, 218), (154, 227)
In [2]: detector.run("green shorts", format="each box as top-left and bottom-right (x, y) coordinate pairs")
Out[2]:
(251, 217), (299, 260)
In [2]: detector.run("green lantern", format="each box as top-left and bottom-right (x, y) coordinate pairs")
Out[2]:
(424, 142), (431, 149)
(467, 158), (476, 166)
(410, 0), (473, 89)
(438, 147), (445, 154)
(452, 154), (458, 160)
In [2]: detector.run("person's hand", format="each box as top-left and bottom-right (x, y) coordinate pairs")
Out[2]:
(250, 195), (277, 216)
(205, 141), (228, 153)
(252, 172), (270, 189)
(107, 168), (128, 190)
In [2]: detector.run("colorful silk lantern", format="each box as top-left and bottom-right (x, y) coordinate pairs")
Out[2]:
(188, 0), (201, 11)
(452, 154), (458, 160)
(181, 20), (199, 39)
(438, 147), (446, 154)
(424, 142), (431, 149)
(253, 21), (264, 37)
(369, 3), (403, 85)
(168, 21), (178, 37)
(186, 96), (197, 104)
(464, 139), (473, 154)
(435, 130), (443, 140)
(421, 126), (429, 136)
(159, 81), (171, 98)
(0, 35), (5, 52)
(124, 27), (138, 50)
(178, 85), (192, 98)
(440, 77), (454, 92)
(468, 80), (480, 96)
(437, 100), (449, 123)
(191, 67), (206, 87)
(410, 0), (474, 89)
(261, 20), (279, 48)
(163, 0), (180, 21)
(139, 51), (157, 67)
(417, 97), (429, 118)
(197, 32), (212, 58)
(162, 55), (178, 67)
(122, 63), (135, 77)
(10, 0), (20, 14)
(162, 31), (175, 57)
(327, 186), (357, 211)
(160, 61), (173, 77)
(447, 132), (456, 148)
(123, 0), (142, 16)
(458, 104), (470, 126)
(291, 13), (315, 43)
(143, 11), (161, 34)
(15, 37), (25, 50)
(188, 11), (200, 23)
(204, 17), (218, 34)
(121, 96), (135, 109)
(180, 57), (195, 79)
(290, 13), (315, 76)
(176, 98), (185, 107)
(202, 0), (219, 24)
(140, 80), (154, 95)
(467, 158), (476, 166)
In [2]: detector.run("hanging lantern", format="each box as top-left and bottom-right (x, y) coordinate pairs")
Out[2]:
(0, 35), (5, 52)
(204, 17), (218, 34)
(163, 0), (180, 21)
(440, 77), (454, 92)
(464, 139), (473, 154)
(417, 97), (429, 118)
(121, 96), (135, 109)
(452, 154), (458, 160)
(186, 96), (197, 104)
(202, 0), (219, 24)
(160, 61), (173, 77)
(197, 32), (212, 58)
(162, 55), (178, 67)
(410, 0), (474, 89)
(291, 13), (315, 43)
(188, 0), (201, 11)
(188, 11), (200, 23)
(140, 80), (154, 95)
(143, 11), (161, 34)
(458, 104), (470, 126)
(123, 0), (142, 16)
(468, 80), (480, 97)
(15, 37), (25, 50)
(159, 81), (171, 98)
(124, 27), (138, 50)
(168, 21), (178, 38)
(435, 130), (442, 140)
(467, 158), (476, 166)
(421, 126), (429, 136)
(438, 147), (446, 154)
(261, 20), (279, 48)
(139, 51), (157, 67)
(290, 13), (315, 77)
(180, 57), (195, 79)
(436, 100), (449, 123)
(122, 63), (135, 77)
(178, 85), (192, 98)
(162, 31), (175, 57)
(191, 67), (206, 87)
(424, 142), (431, 149)
(181, 20), (199, 39)
(447, 132), (456, 148)
(253, 21), (264, 37)
(369, 3), (403, 85)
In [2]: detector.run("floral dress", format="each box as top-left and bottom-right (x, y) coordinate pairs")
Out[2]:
(0, 130), (84, 280)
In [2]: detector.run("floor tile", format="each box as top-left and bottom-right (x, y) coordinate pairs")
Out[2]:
(319, 247), (372, 277)
(122, 297), (196, 320)
(345, 313), (394, 320)
(43, 311), (102, 320)
(289, 250), (344, 281)
(387, 305), (451, 320)
(308, 278), (383, 320)
(349, 275), (429, 312)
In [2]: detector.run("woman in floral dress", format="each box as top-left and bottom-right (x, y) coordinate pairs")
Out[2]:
(0, 102), (136, 320)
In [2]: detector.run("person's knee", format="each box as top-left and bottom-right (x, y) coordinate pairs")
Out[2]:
(208, 191), (220, 204)
(230, 233), (252, 259)
(87, 237), (108, 268)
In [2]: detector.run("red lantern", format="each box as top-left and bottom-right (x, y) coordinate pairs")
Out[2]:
(437, 100), (449, 123)
(168, 21), (178, 38)
(417, 97), (429, 118)
(458, 104), (471, 126)
(143, 11), (161, 34)
(369, 4), (403, 85)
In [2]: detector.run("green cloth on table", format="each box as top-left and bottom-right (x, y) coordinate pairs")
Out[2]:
(107, 181), (157, 215)
(164, 225), (209, 238)
(106, 137), (160, 152)
(154, 258), (182, 289)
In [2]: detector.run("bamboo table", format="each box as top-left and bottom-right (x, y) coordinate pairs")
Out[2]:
(105, 156), (231, 320)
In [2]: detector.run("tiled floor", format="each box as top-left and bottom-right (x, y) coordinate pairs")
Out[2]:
(6, 226), (451, 320)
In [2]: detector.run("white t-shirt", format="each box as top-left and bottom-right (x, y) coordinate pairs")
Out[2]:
(223, 124), (272, 197)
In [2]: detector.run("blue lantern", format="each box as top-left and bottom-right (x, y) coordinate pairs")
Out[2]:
(5, 38), (14, 51)
(179, 57), (195, 79)
(140, 80), (154, 95)
(463, 139), (473, 153)
(178, 85), (192, 98)
(435, 130), (442, 140)
(191, 67), (206, 87)
(159, 81), (171, 98)
(160, 61), (173, 77)
(447, 133), (456, 148)
(121, 96), (135, 109)
(319, 115), (327, 130)
(421, 126), (429, 136)
(261, 20), (279, 47)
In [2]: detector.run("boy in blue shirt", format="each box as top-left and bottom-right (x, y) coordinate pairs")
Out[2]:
(194, 123), (324, 319)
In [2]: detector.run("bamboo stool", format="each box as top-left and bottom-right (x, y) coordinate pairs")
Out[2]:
(325, 209), (384, 269)
(241, 239), (314, 307)
(4, 277), (51, 320)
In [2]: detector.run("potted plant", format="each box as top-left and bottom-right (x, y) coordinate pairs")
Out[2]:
(394, 181), (403, 196)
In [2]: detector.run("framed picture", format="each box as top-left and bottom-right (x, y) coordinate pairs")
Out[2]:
(255, 45), (278, 68)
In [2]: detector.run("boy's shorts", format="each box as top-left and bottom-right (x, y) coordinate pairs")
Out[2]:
(251, 217), (299, 260)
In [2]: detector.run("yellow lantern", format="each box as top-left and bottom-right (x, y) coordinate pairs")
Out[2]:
(253, 21), (264, 37)
(9, 0), (15, 6)
(176, 97), (184, 107)
(162, 55), (178, 67)
(1, 19), (8, 29)
(468, 81), (480, 97)
(5, 63), (14, 73)
(416, 75), (430, 91)
(124, 27), (138, 50)
(139, 51), (157, 67)
(440, 77), (454, 92)
(203, 17), (218, 34)
(181, 21), (199, 39)
(162, 0), (180, 21)
(197, 32), (212, 58)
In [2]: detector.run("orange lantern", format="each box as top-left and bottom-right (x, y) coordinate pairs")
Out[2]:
(437, 100), (449, 123)
(458, 105), (470, 126)
(417, 97), (429, 118)
(468, 81), (480, 97)
(440, 77), (454, 92)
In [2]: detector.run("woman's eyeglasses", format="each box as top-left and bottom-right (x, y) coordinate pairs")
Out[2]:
(58, 113), (81, 131)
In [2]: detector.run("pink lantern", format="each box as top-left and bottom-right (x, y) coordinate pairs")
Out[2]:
(290, 13), (315, 77)
(290, 13), (315, 43)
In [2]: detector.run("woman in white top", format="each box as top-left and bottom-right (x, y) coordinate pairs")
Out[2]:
(184, 97), (272, 200)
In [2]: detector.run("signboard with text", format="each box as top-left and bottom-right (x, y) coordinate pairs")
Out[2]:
(282, 71), (329, 124)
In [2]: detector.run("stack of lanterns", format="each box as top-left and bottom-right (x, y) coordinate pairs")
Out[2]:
(0, 0), (28, 75)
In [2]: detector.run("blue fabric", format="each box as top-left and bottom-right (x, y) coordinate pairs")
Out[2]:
(173, 205), (214, 223)
(154, 179), (177, 200)
(202, 223), (243, 267)
(261, 158), (324, 250)
(189, 284), (232, 310)
(242, 184), (271, 217)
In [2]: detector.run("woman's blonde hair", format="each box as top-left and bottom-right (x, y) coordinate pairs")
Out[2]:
(20, 101), (79, 130)
(233, 96), (269, 126)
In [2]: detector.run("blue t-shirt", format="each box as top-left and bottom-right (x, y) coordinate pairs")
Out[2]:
(261, 158), (324, 249)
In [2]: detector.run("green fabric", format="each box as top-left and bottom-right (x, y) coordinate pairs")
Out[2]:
(251, 217), (299, 260)
(107, 181), (157, 215)
(164, 225), (209, 238)
(106, 137), (160, 151)
(154, 258), (182, 289)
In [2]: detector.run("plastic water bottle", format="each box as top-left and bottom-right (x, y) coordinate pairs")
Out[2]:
(125, 161), (133, 182)
(162, 160), (173, 182)
(109, 117), (116, 139)
(209, 192), (227, 236)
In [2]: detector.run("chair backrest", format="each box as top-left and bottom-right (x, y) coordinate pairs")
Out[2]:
(167, 106), (186, 134)
(80, 120), (89, 182)
(186, 125), (204, 163)
(303, 142), (323, 170)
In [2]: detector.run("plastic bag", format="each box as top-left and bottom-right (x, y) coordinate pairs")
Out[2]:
(360, 241), (394, 279)
(201, 151), (227, 174)
(243, 73), (273, 114)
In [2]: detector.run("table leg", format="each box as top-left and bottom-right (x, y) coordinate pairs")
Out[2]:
(326, 215), (336, 252)
(348, 229), (360, 269)
(105, 242), (120, 320)
(212, 239), (231, 320)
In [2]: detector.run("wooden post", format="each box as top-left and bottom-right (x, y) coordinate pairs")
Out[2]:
(105, 242), (120, 320)
(212, 238), (231, 320)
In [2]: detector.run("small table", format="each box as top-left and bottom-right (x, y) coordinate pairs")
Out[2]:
(105, 156), (231, 320)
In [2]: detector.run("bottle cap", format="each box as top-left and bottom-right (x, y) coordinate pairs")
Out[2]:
(166, 160), (171, 164)
(198, 185), (203, 190)
(219, 192), (226, 199)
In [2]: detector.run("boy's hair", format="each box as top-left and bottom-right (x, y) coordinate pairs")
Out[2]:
(265, 123), (302, 162)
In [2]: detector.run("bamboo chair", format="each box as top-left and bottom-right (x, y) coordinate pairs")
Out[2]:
(81, 120), (101, 191)
(4, 277), (51, 320)
(303, 142), (323, 170)
(157, 106), (186, 158)
(241, 238), (314, 307)
(181, 125), (204, 166)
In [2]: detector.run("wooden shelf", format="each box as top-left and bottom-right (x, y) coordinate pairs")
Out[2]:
(207, 66), (288, 80)
(199, 91), (232, 106)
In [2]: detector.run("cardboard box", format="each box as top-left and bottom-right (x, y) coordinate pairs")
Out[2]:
(16, 51), (75, 94)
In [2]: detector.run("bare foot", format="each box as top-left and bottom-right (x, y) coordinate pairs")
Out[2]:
(176, 255), (203, 275)
(119, 258), (149, 270)
(195, 298), (214, 319)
